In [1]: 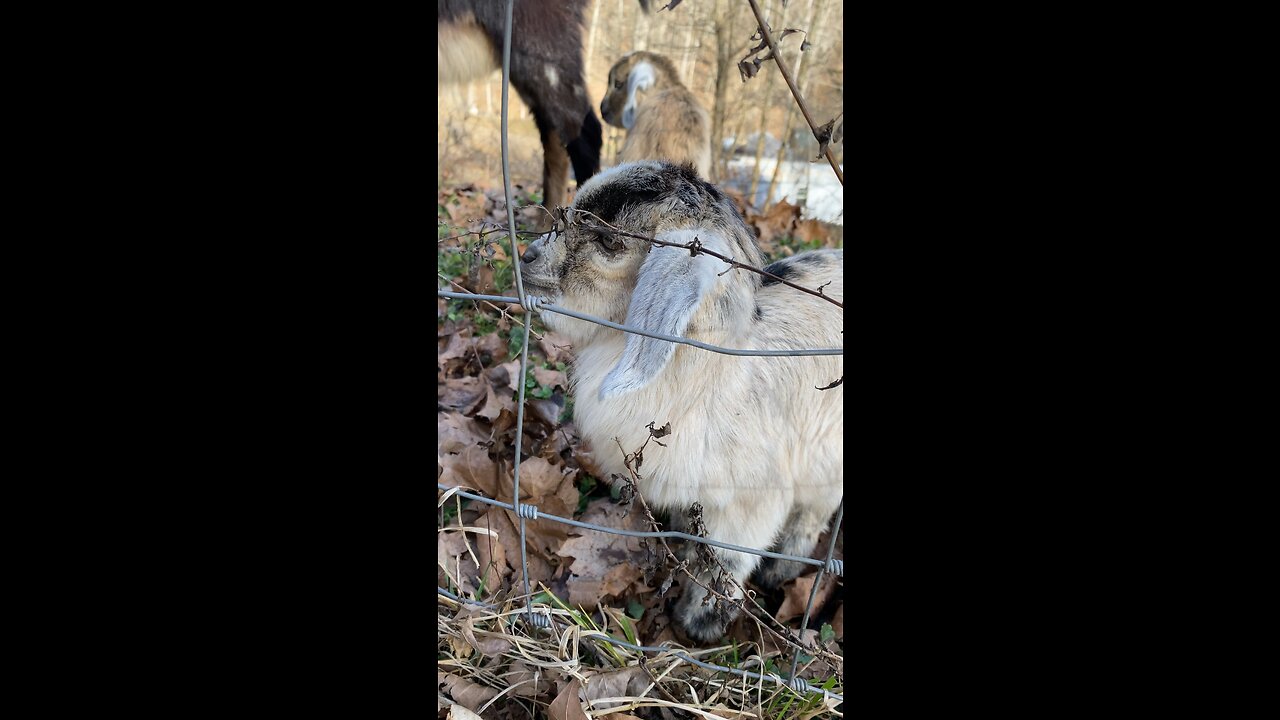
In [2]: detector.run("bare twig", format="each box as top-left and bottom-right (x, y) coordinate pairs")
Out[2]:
(570, 210), (844, 310)
(437, 220), (543, 244)
(744, 0), (844, 185)
(437, 272), (546, 342)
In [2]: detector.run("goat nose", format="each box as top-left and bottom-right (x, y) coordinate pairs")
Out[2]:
(521, 244), (541, 263)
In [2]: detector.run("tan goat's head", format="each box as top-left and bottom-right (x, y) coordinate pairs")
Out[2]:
(599, 51), (680, 129)
(518, 161), (765, 398)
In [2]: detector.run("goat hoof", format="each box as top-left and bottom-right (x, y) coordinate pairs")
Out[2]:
(676, 593), (736, 643)
(754, 560), (801, 590)
(680, 609), (727, 643)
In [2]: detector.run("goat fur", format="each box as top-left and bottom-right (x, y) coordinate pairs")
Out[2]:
(600, 51), (713, 179)
(437, 0), (605, 214)
(518, 161), (843, 642)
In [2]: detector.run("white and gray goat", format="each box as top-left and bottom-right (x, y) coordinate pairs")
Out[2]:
(518, 161), (843, 642)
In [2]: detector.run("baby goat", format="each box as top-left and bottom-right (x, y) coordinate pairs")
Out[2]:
(519, 161), (843, 642)
(600, 52), (713, 178)
(438, 0), (604, 213)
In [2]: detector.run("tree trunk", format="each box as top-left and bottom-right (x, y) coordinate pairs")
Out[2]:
(679, 18), (696, 80)
(766, 0), (818, 206)
(710, 0), (740, 182)
(633, 0), (647, 51)
(748, 0), (787, 205)
(586, 0), (603, 82)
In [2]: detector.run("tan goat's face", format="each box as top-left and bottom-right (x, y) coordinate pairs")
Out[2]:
(517, 191), (658, 343)
(520, 160), (764, 398)
(600, 52), (664, 129)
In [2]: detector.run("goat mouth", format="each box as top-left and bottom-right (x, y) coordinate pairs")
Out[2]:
(519, 279), (559, 299)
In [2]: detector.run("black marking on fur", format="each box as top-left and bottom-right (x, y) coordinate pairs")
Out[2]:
(761, 258), (803, 286)
(790, 253), (828, 269)
(577, 163), (676, 224)
(568, 109), (602, 182)
(754, 304), (763, 321)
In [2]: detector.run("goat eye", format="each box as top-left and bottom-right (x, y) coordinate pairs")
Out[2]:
(614, 80), (624, 89)
(594, 231), (625, 252)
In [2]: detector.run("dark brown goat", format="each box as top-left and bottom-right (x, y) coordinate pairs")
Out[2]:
(439, 0), (641, 214)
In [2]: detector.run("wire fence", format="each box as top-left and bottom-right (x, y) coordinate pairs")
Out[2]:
(438, 0), (844, 708)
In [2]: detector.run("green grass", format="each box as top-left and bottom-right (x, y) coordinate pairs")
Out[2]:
(532, 586), (627, 667)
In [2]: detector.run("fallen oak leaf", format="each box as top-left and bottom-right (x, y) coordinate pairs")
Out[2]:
(438, 530), (481, 597)
(438, 444), (500, 499)
(547, 678), (589, 720)
(557, 499), (649, 608)
(581, 665), (650, 706)
(774, 572), (838, 624)
(532, 366), (568, 390)
(439, 412), (490, 455)
(499, 660), (543, 698)
(439, 376), (488, 414)
(439, 671), (500, 712)
(458, 606), (513, 657)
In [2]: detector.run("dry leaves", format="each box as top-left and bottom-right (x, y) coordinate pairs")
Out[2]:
(439, 671), (500, 713)
(439, 189), (844, 718)
(446, 706), (486, 720)
(439, 444), (500, 498)
(547, 679), (589, 720)
(774, 572), (838, 624)
(740, 199), (841, 259)
(753, 200), (801, 249)
(440, 185), (488, 226)
(556, 499), (650, 609)
(439, 529), (481, 597)
(581, 666), (649, 704)
(456, 606), (512, 657)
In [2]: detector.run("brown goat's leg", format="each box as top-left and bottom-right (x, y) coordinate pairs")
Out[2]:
(540, 129), (570, 227)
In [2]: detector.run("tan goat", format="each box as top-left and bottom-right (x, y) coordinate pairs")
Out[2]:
(600, 52), (713, 179)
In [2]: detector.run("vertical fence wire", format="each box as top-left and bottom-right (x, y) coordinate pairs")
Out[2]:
(499, 0), (537, 628)
(787, 499), (844, 684)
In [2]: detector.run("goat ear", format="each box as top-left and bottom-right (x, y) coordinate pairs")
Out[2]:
(600, 229), (729, 399)
(621, 61), (656, 129)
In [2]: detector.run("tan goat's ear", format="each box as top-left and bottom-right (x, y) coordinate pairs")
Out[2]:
(621, 61), (656, 129)
(599, 228), (731, 399)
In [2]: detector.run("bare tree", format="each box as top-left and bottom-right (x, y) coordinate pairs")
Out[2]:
(586, 0), (604, 75)
(766, 0), (824, 206)
(710, 0), (744, 182)
(748, 0), (789, 204)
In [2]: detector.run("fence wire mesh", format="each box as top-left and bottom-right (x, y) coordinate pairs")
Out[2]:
(438, 0), (844, 709)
